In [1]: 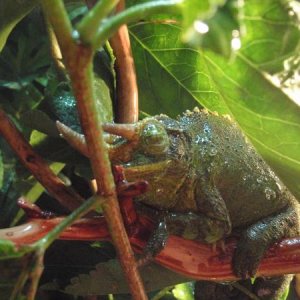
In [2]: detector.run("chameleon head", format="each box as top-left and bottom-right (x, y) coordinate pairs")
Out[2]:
(57, 117), (189, 206)
(56, 118), (171, 164)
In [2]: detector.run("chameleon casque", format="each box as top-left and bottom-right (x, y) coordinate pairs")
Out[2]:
(58, 107), (300, 299)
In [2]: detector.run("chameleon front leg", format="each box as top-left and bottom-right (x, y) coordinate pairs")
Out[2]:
(144, 210), (231, 256)
(233, 202), (300, 279)
(145, 180), (232, 256)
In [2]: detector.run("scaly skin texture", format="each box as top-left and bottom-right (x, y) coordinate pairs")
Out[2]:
(57, 107), (300, 298)
(117, 108), (300, 299)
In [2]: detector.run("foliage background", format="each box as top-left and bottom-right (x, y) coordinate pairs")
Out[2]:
(0, 0), (299, 299)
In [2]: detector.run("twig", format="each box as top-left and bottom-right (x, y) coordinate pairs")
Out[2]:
(78, 0), (183, 50)
(77, 0), (120, 44)
(109, 0), (139, 123)
(69, 44), (148, 300)
(3, 213), (300, 281)
(42, 1), (147, 299)
(26, 250), (45, 300)
(0, 108), (83, 211)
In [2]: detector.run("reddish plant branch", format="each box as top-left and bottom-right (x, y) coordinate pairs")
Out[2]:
(67, 45), (147, 299)
(2, 212), (300, 282)
(0, 108), (83, 211)
(109, 0), (139, 123)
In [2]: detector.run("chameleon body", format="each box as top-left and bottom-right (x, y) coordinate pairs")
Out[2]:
(117, 108), (300, 299)
(59, 107), (300, 299)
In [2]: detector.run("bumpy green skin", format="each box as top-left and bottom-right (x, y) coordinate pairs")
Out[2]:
(121, 108), (300, 299)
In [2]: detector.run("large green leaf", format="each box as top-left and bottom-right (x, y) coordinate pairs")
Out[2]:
(130, 22), (300, 199)
(0, 0), (40, 52)
(240, 0), (300, 74)
(130, 23), (227, 117)
(64, 259), (189, 295)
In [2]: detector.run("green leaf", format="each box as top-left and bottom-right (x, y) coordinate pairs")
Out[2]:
(201, 6), (237, 57)
(0, 240), (31, 259)
(0, 0), (40, 52)
(64, 259), (189, 296)
(130, 22), (228, 117)
(172, 282), (194, 300)
(20, 110), (60, 137)
(239, 0), (300, 74)
(130, 22), (300, 199)
(181, 0), (226, 43)
(0, 16), (51, 89)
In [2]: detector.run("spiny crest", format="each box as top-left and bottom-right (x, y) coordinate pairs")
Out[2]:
(181, 107), (233, 122)
(181, 107), (208, 118)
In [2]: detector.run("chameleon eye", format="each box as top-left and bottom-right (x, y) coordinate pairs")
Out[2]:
(141, 122), (169, 156)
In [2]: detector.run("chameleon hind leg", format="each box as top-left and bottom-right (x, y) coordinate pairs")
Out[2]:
(233, 202), (300, 279)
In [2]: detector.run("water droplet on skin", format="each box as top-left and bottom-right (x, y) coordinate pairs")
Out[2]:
(276, 182), (282, 191)
(264, 187), (276, 200)
(156, 188), (164, 195)
(209, 148), (218, 157)
(203, 123), (211, 135)
(195, 135), (209, 145)
(256, 176), (266, 184)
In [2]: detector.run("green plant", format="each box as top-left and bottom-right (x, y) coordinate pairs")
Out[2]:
(0, 0), (299, 299)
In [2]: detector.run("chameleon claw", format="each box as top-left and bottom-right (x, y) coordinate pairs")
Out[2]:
(136, 252), (154, 268)
(211, 240), (227, 254)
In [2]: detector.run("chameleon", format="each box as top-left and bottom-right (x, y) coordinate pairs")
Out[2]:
(57, 107), (300, 299)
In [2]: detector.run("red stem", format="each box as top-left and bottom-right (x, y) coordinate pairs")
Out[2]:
(0, 108), (83, 211)
(1, 214), (300, 281)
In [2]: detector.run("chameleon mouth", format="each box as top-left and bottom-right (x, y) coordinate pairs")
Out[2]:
(56, 121), (140, 162)
(123, 159), (171, 178)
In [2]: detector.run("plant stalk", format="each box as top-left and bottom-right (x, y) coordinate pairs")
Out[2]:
(42, 1), (147, 298)
(35, 195), (98, 249)
(77, 0), (120, 45)
(85, 0), (183, 49)
(109, 0), (139, 123)
(68, 44), (148, 300)
(0, 108), (83, 211)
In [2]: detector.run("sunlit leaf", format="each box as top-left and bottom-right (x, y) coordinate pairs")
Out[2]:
(172, 282), (194, 300)
(239, 0), (300, 74)
(130, 22), (300, 199)
(182, 0), (226, 43)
